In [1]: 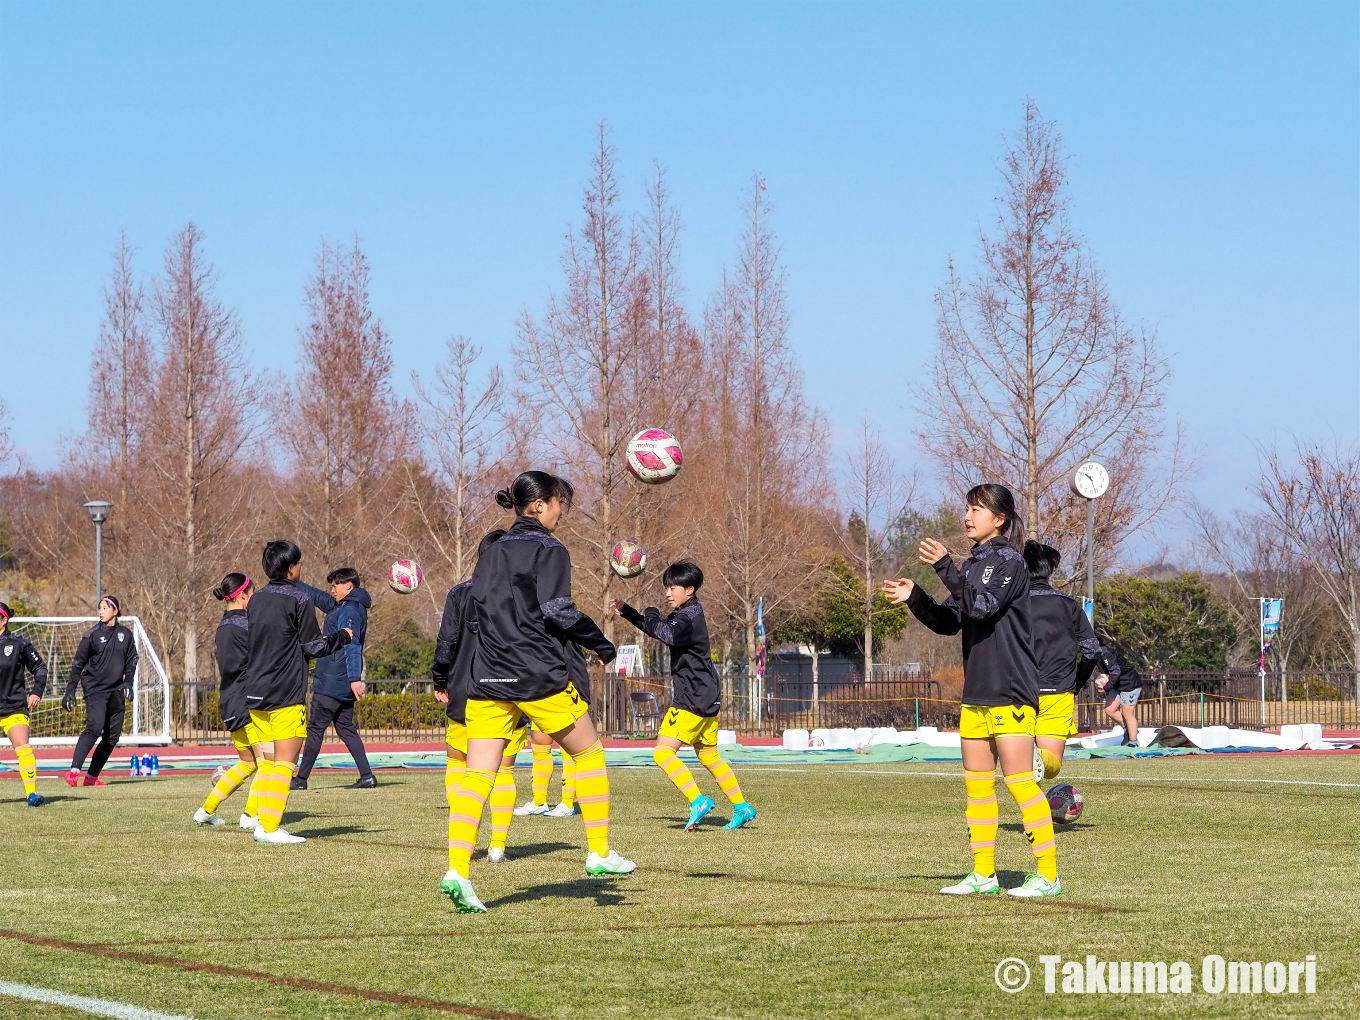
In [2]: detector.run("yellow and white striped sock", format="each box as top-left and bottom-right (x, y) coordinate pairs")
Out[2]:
(695, 746), (745, 805)
(256, 759), (297, 833)
(488, 761), (517, 852)
(203, 760), (257, 814)
(964, 768), (999, 877)
(653, 744), (699, 803)
(1005, 771), (1058, 881)
(530, 741), (553, 806)
(572, 742), (611, 856)
(447, 768), (494, 876)
(1039, 748), (1062, 779)
(15, 743), (37, 797)
(560, 748), (577, 808)
(445, 752), (465, 809)
(244, 765), (265, 819)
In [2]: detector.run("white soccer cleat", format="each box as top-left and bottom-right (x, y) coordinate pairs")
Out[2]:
(1007, 873), (1062, 898)
(254, 825), (306, 844)
(513, 800), (550, 816)
(940, 871), (1001, 895)
(585, 850), (636, 876)
(193, 807), (226, 827)
(546, 802), (577, 817)
(1032, 743), (1045, 785)
(486, 846), (509, 864)
(440, 869), (487, 913)
(239, 813), (257, 830)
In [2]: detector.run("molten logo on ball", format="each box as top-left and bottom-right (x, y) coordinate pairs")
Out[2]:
(626, 428), (683, 484)
(1046, 783), (1084, 824)
(609, 539), (647, 578)
(388, 559), (423, 594)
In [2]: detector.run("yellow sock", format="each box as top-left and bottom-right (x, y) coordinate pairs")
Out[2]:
(256, 759), (297, 833)
(445, 753), (465, 809)
(1039, 748), (1062, 780)
(1005, 771), (1058, 881)
(560, 749), (577, 808)
(488, 761), (517, 852)
(203, 760), (256, 814)
(964, 768), (999, 878)
(530, 742), (553, 806)
(15, 744), (37, 797)
(653, 744), (699, 804)
(572, 742), (611, 856)
(695, 746), (745, 805)
(447, 768), (494, 876)
(244, 765), (265, 818)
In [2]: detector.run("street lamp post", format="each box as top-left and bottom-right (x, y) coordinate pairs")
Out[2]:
(83, 501), (114, 609)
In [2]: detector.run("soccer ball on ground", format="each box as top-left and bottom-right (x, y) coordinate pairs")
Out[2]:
(1047, 783), (1084, 824)
(211, 764), (230, 784)
(609, 539), (647, 578)
(625, 428), (683, 484)
(387, 559), (423, 594)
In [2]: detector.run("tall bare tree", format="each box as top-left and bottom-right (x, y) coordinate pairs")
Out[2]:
(0, 397), (12, 469)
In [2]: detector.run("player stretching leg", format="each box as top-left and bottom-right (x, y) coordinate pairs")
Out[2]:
(0, 601), (50, 806)
(884, 484), (1060, 898)
(611, 560), (755, 832)
(64, 596), (138, 789)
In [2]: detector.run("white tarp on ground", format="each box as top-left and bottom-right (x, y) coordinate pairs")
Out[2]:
(1076, 722), (1345, 751)
(783, 726), (961, 751)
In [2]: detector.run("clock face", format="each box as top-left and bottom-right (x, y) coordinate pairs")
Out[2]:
(1071, 461), (1110, 499)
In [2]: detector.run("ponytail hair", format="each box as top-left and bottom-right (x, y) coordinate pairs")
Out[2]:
(477, 528), (507, 560)
(1023, 540), (1060, 581)
(965, 483), (1022, 537)
(495, 471), (575, 515)
(262, 540), (303, 583)
(212, 572), (251, 601)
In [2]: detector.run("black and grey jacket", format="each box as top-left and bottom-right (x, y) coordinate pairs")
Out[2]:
(433, 581), (474, 723)
(69, 622), (138, 696)
(1028, 580), (1102, 696)
(905, 536), (1040, 709)
(215, 609), (252, 733)
(468, 516), (615, 702)
(244, 580), (350, 712)
(618, 597), (720, 717)
(1097, 644), (1142, 694)
(0, 632), (48, 715)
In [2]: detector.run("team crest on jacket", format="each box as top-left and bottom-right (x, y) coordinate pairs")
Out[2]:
(3, 646), (11, 656)
(118, 633), (125, 642)
(981, 566), (994, 585)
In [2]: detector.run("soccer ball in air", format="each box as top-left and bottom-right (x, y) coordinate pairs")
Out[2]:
(1046, 783), (1084, 824)
(387, 559), (423, 594)
(625, 428), (683, 484)
(609, 538), (648, 578)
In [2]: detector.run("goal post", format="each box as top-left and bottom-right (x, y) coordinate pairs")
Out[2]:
(2, 617), (171, 747)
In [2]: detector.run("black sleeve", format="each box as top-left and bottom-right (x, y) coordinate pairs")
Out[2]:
(68, 632), (93, 691)
(536, 545), (616, 663)
(640, 607), (692, 649)
(22, 639), (48, 698)
(1097, 646), (1121, 685)
(935, 553), (1028, 622)
(297, 598), (350, 659)
(1074, 605), (1102, 662)
(122, 630), (139, 688)
(432, 589), (462, 687)
(905, 584), (962, 636)
(296, 581), (338, 613)
(618, 603), (646, 633)
(216, 627), (248, 687)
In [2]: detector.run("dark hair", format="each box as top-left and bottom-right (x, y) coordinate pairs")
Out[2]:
(662, 560), (704, 591)
(478, 529), (507, 559)
(100, 595), (121, 616)
(1023, 540), (1061, 582)
(495, 471), (575, 514)
(212, 572), (251, 601)
(0, 601), (11, 622)
(262, 540), (303, 583)
(965, 483), (1022, 537)
(326, 567), (361, 587)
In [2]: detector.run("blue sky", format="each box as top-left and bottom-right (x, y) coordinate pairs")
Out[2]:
(1, 3), (1356, 553)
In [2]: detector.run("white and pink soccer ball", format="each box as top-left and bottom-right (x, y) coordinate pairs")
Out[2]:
(387, 559), (423, 594)
(609, 538), (648, 578)
(625, 428), (683, 484)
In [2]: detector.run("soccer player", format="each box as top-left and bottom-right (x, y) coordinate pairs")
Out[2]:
(1096, 639), (1143, 746)
(610, 560), (755, 832)
(243, 541), (351, 844)
(64, 596), (138, 788)
(0, 601), (49, 806)
(441, 471), (634, 913)
(1023, 542), (1102, 782)
(883, 484), (1060, 899)
(194, 572), (268, 828)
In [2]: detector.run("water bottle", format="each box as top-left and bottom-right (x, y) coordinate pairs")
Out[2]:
(140, 755), (152, 777)
(150, 754), (160, 777)
(129, 754), (141, 777)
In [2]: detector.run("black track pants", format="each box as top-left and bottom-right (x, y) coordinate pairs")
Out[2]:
(72, 689), (126, 776)
(296, 691), (372, 780)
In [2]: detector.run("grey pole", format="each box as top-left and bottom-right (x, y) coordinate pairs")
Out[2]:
(83, 501), (114, 611)
(1085, 496), (1095, 605)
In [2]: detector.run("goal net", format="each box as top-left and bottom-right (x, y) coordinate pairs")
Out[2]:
(2, 617), (171, 746)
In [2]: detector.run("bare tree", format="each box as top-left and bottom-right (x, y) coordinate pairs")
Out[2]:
(0, 397), (12, 469)
(915, 101), (1182, 568)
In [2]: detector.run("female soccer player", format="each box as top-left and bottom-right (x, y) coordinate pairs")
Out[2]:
(1095, 638), (1143, 746)
(243, 541), (351, 844)
(883, 484), (1060, 898)
(0, 601), (49, 806)
(1022, 542), (1102, 782)
(64, 596), (138, 788)
(193, 573), (268, 829)
(610, 560), (755, 832)
(514, 727), (577, 817)
(441, 471), (633, 913)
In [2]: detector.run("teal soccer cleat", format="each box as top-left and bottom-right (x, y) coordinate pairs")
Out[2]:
(685, 795), (716, 832)
(27, 792), (45, 807)
(722, 802), (756, 830)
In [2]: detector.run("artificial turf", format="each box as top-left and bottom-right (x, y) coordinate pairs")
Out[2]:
(0, 754), (1355, 1019)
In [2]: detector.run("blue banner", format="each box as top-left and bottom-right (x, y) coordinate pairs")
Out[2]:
(1261, 598), (1283, 652)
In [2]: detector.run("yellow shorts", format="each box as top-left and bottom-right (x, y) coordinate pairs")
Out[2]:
(466, 683), (589, 742)
(249, 705), (307, 743)
(959, 703), (1036, 740)
(0, 713), (30, 736)
(1036, 693), (1076, 740)
(659, 706), (719, 747)
(230, 721), (266, 754)
(445, 720), (468, 755)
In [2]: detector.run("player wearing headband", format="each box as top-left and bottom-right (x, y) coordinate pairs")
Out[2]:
(0, 601), (49, 806)
(64, 596), (138, 788)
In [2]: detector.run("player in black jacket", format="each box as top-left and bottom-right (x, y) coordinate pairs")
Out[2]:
(441, 471), (632, 914)
(244, 541), (351, 844)
(1095, 641), (1143, 746)
(193, 573), (268, 829)
(64, 596), (138, 788)
(611, 560), (755, 832)
(0, 601), (49, 806)
(1023, 542), (1102, 781)
(884, 484), (1060, 899)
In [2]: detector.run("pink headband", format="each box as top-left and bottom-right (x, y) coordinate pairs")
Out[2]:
(0, 605), (8, 621)
(227, 577), (251, 601)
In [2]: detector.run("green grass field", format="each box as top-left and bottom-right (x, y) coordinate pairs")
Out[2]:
(0, 754), (1356, 1019)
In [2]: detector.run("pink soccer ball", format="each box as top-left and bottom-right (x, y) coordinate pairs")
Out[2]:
(609, 538), (648, 578)
(626, 428), (683, 484)
(387, 559), (423, 594)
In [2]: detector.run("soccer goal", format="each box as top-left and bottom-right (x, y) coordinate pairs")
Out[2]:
(2, 617), (171, 746)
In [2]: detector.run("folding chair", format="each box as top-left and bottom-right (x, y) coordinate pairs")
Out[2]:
(629, 691), (663, 737)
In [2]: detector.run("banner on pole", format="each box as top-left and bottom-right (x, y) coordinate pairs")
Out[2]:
(1261, 598), (1283, 652)
(1081, 596), (1095, 625)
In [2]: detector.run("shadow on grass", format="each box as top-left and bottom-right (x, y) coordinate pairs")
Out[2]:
(484, 879), (631, 909)
(293, 824), (389, 838)
(480, 841), (577, 860)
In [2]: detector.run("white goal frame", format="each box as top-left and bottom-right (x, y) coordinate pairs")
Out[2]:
(3, 616), (172, 747)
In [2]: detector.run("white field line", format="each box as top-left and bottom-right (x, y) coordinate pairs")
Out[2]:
(801, 767), (1360, 788)
(0, 980), (200, 1020)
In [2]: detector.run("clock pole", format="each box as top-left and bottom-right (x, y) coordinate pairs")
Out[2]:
(1085, 496), (1095, 605)
(1068, 460), (1108, 613)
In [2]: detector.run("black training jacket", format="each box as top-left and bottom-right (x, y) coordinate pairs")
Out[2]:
(468, 516), (615, 702)
(244, 580), (350, 711)
(215, 609), (252, 733)
(433, 581), (474, 723)
(1097, 644), (1142, 693)
(905, 536), (1039, 709)
(69, 622), (139, 696)
(1028, 581), (1102, 696)
(0, 632), (48, 715)
(619, 597), (721, 717)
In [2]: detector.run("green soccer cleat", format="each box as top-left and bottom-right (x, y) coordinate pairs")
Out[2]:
(940, 871), (1002, 895)
(440, 869), (487, 912)
(1007, 873), (1063, 898)
(722, 802), (756, 829)
(685, 795), (716, 832)
(585, 850), (637, 876)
